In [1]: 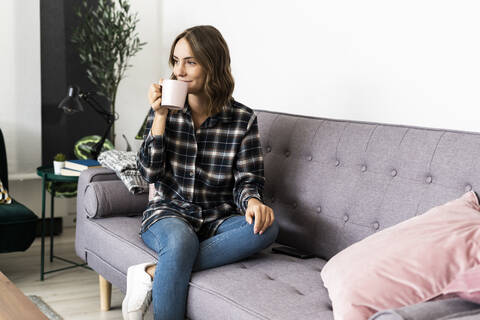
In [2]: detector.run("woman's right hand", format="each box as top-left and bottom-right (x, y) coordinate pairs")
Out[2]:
(148, 79), (168, 116)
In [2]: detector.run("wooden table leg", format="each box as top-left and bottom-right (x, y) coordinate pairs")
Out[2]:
(99, 275), (112, 311)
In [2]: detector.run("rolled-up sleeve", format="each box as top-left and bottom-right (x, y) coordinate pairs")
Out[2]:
(233, 114), (265, 213)
(136, 109), (166, 183)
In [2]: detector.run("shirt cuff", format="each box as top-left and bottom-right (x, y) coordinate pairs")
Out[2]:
(146, 131), (164, 149)
(242, 191), (263, 213)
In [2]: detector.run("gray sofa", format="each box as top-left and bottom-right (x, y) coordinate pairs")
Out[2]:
(75, 109), (480, 319)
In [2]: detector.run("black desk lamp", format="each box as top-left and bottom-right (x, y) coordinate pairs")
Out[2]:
(57, 86), (116, 160)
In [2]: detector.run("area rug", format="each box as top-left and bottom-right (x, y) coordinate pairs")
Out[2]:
(28, 295), (63, 320)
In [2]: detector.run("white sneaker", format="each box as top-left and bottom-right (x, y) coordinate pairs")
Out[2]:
(122, 262), (155, 320)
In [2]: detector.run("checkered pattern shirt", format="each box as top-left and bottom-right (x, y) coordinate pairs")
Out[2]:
(137, 100), (264, 238)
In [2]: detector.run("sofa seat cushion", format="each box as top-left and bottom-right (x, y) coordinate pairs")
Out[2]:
(80, 216), (332, 319)
(78, 215), (156, 292)
(187, 251), (331, 320)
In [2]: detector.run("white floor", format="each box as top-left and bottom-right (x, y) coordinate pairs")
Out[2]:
(0, 227), (125, 319)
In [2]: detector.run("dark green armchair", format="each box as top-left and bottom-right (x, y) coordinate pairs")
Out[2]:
(0, 128), (38, 253)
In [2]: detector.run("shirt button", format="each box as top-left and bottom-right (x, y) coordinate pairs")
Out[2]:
(189, 170), (194, 177)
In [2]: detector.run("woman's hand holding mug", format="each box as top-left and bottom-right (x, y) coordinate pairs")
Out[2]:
(148, 79), (168, 117)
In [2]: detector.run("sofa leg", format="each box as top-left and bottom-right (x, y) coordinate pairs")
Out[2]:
(99, 275), (112, 311)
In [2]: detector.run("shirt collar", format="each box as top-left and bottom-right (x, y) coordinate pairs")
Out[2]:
(181, 100), (233, 128)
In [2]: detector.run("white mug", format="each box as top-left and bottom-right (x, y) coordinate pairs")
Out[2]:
(161, 79), (188, 110)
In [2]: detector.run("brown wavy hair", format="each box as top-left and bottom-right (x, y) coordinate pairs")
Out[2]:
(169, 25), (235, 116)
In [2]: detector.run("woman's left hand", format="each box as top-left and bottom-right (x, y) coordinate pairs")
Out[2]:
(245, 198), (275, 235)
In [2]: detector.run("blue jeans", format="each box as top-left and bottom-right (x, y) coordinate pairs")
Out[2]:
(141, 215), (279, 320)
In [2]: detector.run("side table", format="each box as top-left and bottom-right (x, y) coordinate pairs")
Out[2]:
(36, 166), (89, 280)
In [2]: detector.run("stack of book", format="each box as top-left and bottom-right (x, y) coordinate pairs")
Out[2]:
(60, 159), (102, 176)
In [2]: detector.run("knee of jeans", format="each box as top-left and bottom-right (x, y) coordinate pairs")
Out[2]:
(264, 219), (279, 243)
(164, 225), (199, 255)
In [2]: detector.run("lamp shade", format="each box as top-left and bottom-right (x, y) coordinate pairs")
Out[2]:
(57, 86), (84, 114)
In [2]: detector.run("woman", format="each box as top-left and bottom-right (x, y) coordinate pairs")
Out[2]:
(122, 25), (279, 320)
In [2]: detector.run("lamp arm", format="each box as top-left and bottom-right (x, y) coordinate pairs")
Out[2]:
(91, 118), (114, 160)
(79, 92), (116, 160)
(81, 93), (114, 121)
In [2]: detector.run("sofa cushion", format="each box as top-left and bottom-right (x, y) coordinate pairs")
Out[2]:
(80, 216), (154, 283)
(187, 253), (332, 320)
(321, 191), (480, 320)
(84, 180), (147, 218)
(256, 111), (480, 262)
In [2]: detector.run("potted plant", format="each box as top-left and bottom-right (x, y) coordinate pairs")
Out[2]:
(72, 0), (146, 144)
(53, 153), (66, 175)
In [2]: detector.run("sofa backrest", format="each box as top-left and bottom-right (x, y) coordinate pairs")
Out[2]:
(256, 110), (480, 259)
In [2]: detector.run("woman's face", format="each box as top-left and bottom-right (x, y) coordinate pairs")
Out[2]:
(173, 37), (206, 94)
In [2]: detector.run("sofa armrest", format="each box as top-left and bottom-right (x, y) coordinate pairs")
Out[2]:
(75, 167), (119, 261)
(369, 298), (480, 320)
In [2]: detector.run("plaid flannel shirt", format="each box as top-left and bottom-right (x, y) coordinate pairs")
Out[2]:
(137, 100), (264, 238)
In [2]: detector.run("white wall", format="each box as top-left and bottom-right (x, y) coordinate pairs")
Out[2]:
(0, 0), (42, 180)
(115, 0), (164, 151)
(158, 0), (480, 132)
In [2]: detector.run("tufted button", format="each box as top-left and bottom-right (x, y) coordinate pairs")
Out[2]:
(266, 146), (272, 153)
(294, 289), (305, 296)
(343, 214), (349, 222)
(335, 160), (340, 167)
(372, 222), (380, 230)
(307, 155), (313, 161)
(465, 184), (473, 192)
(285, 151), (290, 157)
(189, 170), (194, 177)
(361, 165), (367, 172)
(425, 176), (433, 184)
(316, 206), (322, 213)
(292, 202), (297, 208)
(271, 196), (275, 203)
(391, 169), (397, 177)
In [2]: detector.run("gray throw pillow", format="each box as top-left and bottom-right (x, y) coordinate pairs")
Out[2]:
(84, 180), (148, 218)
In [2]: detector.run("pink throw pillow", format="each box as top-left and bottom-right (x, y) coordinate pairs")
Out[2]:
(320, 191), (480, 320)
(440, 265), (480, 304)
